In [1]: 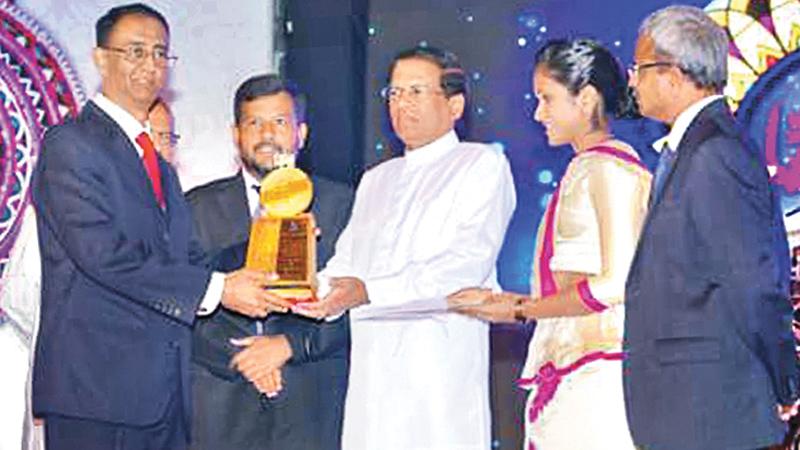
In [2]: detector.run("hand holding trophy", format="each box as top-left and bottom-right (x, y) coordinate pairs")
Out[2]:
(245, 163), (317, 303)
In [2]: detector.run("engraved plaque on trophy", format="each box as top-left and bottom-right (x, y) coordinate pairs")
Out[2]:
(245, 166), (317, 303)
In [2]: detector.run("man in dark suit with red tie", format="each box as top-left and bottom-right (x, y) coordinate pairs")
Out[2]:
(31, 4), (285, 449)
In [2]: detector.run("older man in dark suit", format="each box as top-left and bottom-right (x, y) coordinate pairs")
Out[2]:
(31, 5), (281, 449)
(624, 5), (800, 449)
(186, 74), (353, 450)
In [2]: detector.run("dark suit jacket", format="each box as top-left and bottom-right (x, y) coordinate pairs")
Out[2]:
(185, 171), (352, 448)
(31, 101), (211, 429)
(624, 99), (800, 449)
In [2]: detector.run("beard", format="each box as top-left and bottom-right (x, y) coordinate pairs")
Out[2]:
(241, 141), (295, 180)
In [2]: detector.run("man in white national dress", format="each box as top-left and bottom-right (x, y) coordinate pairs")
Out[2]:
(293, 45), (516, 450)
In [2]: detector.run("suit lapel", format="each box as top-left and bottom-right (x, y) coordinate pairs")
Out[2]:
(629, 99), (730, 281)
(232, 173), (250, 217)
(84, 102), (167, 217)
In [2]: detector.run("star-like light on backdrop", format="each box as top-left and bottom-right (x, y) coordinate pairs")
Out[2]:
(515, 8), (559, 212)
(517, 11), (543, 30)
(456, 7), (476, 24)
(537, 170), (553, 185)
(539, 192), (552, 210)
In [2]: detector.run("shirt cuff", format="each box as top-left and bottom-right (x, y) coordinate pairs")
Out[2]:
(325, 312), (345, 322)
(197, 272), (225, 316)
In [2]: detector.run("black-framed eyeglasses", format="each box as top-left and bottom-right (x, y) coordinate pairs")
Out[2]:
(628, 61), (675, 77)
(155, 131), (180, 146)
(102, 45), (178, 67)
(379, 84), (445, 103)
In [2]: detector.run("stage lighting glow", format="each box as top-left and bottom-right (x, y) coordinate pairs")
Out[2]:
(517, 11), (543, 31)
(537, 170), (553, 184)
(517, 37), (528, 47)
(540, 193), (552, 210)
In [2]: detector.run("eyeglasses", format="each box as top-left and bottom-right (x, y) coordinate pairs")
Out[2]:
(102, 45), (178, 67)
(154, 131), (180, 146)
(240, 115), (293, 132)
(380, 84), (445, 103)
(627, 61), (675, 77)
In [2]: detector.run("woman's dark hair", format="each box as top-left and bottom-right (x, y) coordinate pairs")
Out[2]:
(534, 39), (638, 122)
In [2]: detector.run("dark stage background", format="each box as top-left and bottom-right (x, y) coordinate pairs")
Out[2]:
(282, 0), (800, 447)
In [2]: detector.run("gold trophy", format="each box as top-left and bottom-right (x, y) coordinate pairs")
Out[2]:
(245, 165), (317, 303)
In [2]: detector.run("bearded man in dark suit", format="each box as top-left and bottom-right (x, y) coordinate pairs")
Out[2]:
(187, 74), (353, 450)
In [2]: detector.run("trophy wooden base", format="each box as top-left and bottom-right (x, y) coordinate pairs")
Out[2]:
(246, 213), (317, 303)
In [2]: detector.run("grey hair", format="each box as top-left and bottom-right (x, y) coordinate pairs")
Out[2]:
(639, 5), (728, 92)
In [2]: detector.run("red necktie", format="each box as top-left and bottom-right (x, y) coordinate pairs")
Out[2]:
(135, 132), (165, 208)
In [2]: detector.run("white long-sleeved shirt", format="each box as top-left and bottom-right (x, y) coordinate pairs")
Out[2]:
(320, 130), (516, 450)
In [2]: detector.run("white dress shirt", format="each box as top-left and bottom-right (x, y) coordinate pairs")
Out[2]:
(652, 94), (724, 153)
(241, 168), (262, 217)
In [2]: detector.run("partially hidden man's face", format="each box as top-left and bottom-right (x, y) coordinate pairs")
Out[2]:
(233, 92), (308, 180)
(388, 57), (464, 150)
(149, 102), (174, 162)
(94, 14), (169, 119)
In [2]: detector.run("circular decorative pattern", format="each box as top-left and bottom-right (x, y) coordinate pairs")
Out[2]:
(713, 3), (800, 442)
(705, 0), (800, 111)
(0, 3), (85, 275)
(737, 49), (800, 207)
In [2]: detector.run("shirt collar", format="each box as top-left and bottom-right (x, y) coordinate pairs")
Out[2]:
(652, 94), (724, 153)
(241, 168), (261, 190)
(403, 129), (459, 165)
(93, 93), (149, 157)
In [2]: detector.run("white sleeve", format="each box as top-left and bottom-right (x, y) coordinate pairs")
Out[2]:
(316, 170), (372, 299)
(359, 152), (516, 310)
(0, 206), (41, 341)
(196, 272), (226, 315)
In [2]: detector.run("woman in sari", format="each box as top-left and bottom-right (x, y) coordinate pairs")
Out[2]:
(449, 39), (651, 449)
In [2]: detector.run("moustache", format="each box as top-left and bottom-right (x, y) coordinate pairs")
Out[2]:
(254, 141), (285, 154)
